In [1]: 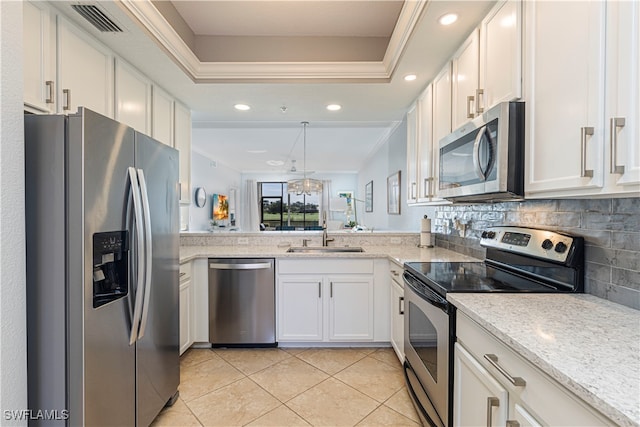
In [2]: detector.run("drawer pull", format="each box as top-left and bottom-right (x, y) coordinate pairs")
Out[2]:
(486, 397), (499, 427)
(390, 270), (400, 277)
(506, 421), (520, 427)
(484, 354), (526, 386)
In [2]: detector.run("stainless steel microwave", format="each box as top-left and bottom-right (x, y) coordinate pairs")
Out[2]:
(438, 102), (525, 202)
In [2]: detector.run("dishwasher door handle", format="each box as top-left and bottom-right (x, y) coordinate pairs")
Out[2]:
(209, 262), (273, 270)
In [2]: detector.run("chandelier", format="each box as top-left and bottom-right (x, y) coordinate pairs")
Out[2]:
(287, 121), (323, 195)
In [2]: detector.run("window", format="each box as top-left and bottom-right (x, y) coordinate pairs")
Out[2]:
(259, 182), (320, 230)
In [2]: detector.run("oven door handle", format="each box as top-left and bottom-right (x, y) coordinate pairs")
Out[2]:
(403, 271), (449, 312)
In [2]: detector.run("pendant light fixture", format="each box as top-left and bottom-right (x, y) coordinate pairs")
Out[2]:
(287, 121), (323, 195)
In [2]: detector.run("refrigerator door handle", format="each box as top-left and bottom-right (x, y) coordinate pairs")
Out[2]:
(137, 168), (153, 339)
(128, 167), (146, 345)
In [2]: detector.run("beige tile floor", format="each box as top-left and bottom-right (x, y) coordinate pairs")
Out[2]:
(151, 347), (420, 427)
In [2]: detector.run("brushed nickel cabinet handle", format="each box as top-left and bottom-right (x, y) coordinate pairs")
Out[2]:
(610, 117), (626, 174)
(62, 89), (71, 111)
(484, 354), (526, 386)
(411, 182), (417, 199)
(467, 95), (475, 118)
(318, 282), (321, 298)
(330, 282), (333, 298)
(580, 127), (594, 178)
(506, 421), (520, 427)
(179, 272), (186, 277)
(486, 397), (499, 427)
(399, 296), (404, 315)
(476, 88), (484, 114)
(424, 177), (434, 198)
(45, 80), (54, 104)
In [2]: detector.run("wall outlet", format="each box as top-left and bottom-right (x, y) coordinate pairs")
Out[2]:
(390, 237), (402, 245)
(237, 237), (249, 245)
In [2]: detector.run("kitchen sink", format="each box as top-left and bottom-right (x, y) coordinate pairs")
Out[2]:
(286, 246), (365, 253)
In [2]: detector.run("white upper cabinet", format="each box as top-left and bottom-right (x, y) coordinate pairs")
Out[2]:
(452, 0), (522, 131)
(432, 63), (453, 148)
(479, 0), (522, 110)
(57, 15), (113, 117)
(524, 1), (639, 198)
(604, 1), (640, 192)
(23, 1), (55, 113)
(452, 29), (480, 130)
(115, 58), (151, 134)
(416, 85), (439, 204)
(174, 101), (192, 204)
(151, 85), (174, 147)
(406, 102), (419, 204)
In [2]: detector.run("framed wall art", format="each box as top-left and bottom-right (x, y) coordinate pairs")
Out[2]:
(387, 171), (401, 215)
(365, 181), (373, 212)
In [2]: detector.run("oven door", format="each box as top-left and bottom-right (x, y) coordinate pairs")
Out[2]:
(403, 272), (452, 427)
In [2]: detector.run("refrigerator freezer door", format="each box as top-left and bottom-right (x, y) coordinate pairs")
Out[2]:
(67, 108), (137, 426)
(134, 132), (180, 426)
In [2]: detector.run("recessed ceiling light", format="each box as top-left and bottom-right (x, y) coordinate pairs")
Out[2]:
(326, 104), (342, 111)
(439, 13), (458, 26)
(404, 74), (417, 81)
(234, 104), (250, 111)
(266, 160), (284, 166)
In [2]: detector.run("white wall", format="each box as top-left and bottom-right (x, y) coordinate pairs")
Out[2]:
(357, 118), (435, 231)
(0, 1), (28, 422)
(189, 151), (242, 231)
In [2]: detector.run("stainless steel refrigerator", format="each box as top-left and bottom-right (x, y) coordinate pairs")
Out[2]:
(25, 108), (180, 426)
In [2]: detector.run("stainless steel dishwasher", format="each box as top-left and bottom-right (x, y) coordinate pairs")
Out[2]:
(208, 258), (276, 347)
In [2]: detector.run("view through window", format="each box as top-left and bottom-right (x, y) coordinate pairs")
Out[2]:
(259, 182), (320, 230)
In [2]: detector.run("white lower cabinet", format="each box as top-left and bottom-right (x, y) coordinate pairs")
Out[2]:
(191, 258), (209, 343)
(389, 263), (404, 361)
(454, 311), (614, 427)
(179, 261), (194, 355)
(277, 259), (378, 343)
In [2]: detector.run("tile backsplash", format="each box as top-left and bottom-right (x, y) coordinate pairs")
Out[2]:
(432, 198), (640, 310)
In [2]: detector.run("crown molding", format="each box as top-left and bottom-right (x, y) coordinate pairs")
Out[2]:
(118, 0), (427, 83)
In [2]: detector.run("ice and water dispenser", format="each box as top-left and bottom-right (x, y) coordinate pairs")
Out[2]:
(93, 231), (129, 308)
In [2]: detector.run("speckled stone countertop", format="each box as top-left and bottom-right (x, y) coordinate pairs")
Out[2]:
(179, 244), (480, 265)
(448, 293), (640, 427)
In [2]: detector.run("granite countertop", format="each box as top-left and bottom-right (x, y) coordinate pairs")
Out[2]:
(448, 293), (640, 427)
(179, 244), (480, 265)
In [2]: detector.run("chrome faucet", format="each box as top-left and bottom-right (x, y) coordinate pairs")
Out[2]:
(322, 211), (334, 247)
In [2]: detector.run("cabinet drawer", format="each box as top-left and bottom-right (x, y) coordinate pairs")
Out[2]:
(179, 261), (192, 282)
(389, 262), (403, 287)
(278, 258), (373, 275)
(457, 312), (611, 426)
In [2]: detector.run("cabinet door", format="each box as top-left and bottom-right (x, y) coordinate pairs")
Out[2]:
(179, 279), (192, 355)
(277, 276), (323, 341)
(115, 58), (151, 134)
(191, 258), (209, 342)
(453, 343), (508, 427)
(57, 16), (113, 117)
(605, 0), (640, 192)
(328, 276), (374, 341)
(23, 0), (55, 112)
(174, 101), (192, 204)
(452, 30), (480, 130)
(524, 1), (606, 196)
(417, 85), (435, 203)
(152, 85), (174, 147)
(479, 0), (522, 111)
(389, 280), (404, 361)
(406, 102), (419, 204)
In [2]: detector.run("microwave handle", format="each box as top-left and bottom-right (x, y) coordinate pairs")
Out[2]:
(473, 125), (488, 181)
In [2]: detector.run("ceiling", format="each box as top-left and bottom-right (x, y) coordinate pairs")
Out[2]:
(58, 0), (495, 173)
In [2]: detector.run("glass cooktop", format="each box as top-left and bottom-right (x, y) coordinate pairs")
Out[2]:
(404, 261), (565, 298)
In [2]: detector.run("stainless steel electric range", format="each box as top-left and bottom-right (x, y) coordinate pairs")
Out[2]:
(402, 226), (585, 427)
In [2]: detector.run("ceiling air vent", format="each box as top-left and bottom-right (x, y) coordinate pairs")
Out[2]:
(71, 4), (123, 33)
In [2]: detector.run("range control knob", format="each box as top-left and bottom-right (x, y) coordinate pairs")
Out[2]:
(487, 231), (496, 239)
(554, 242), (568, 253)
(481, 231), (488, 239)
(541, 239), (554, 250)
